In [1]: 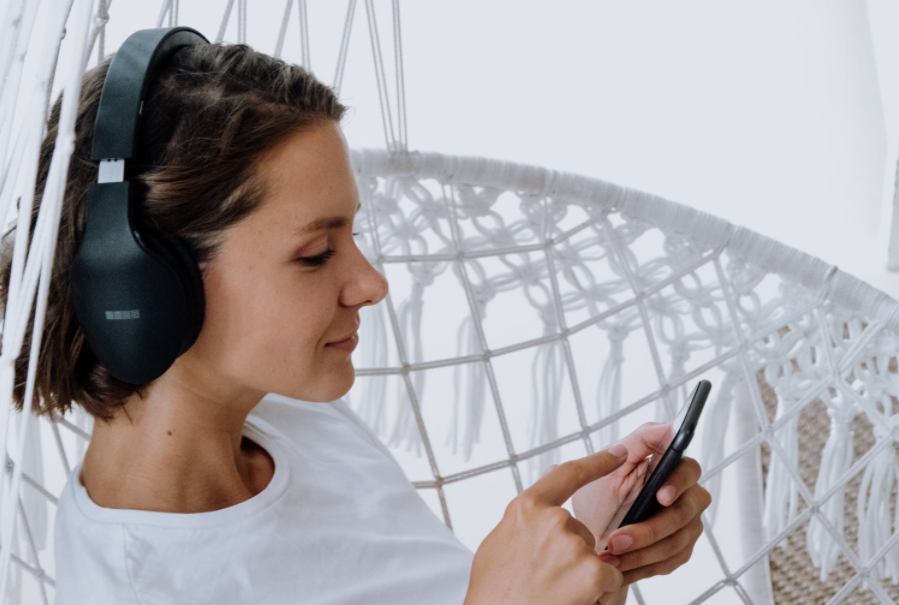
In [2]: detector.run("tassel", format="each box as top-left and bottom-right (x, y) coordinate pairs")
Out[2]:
(596, 325), (625, 448)
(387, 296), (413, 454)
(699, 364), (739, 526)
(354, 296), (389, 445)
(448, 270), (494, 463)
(529, 333), (565, 485)
(389, 283), (427, 458)
(660, 336), (692, 422)
(762, 387), (801, 543)
(805, 389), (855, 581)
(447, 317), (469, 459)
(857, 415), (899, 583)
(449, 314), (487, 462)
(733, 376), (777, 605)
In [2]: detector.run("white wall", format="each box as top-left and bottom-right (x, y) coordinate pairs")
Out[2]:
(387, 0), (895, 297)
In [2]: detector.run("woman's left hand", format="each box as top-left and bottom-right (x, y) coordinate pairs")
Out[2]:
(570, 422), (712, 586)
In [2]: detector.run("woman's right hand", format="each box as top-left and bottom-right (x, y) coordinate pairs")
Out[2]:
(464, 443), (630, 605)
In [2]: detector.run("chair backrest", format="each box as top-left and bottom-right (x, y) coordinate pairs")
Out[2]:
(4, 145), (899, 605)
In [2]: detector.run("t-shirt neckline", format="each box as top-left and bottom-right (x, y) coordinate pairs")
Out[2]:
(71, 415), (290, 529)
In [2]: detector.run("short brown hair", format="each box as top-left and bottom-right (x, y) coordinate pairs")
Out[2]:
(0, 42), (348, 423)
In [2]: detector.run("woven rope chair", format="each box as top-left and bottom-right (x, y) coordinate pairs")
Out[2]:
(3, 2), (899, 604)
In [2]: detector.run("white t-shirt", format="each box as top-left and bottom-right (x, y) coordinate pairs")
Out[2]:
(53, 393), (475, 605)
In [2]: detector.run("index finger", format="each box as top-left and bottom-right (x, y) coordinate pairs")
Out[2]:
(524, 443), (629, 507)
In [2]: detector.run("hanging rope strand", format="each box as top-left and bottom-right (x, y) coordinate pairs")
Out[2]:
(215, 0), (235, 43)
(391, 0), (407, 151)
(363, 0), (397, 152)
(273, 0), (292, 59)
(298, 0), (310, 72)
(331, 0), (356, 97)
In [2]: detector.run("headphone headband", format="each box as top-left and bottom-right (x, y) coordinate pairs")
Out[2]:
(90, 27), (209, 162)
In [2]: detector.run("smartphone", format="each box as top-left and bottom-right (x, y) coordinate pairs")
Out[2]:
(600, 379), (711, 548)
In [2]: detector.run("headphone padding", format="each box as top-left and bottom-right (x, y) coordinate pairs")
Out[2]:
(138, 231), (206, 355)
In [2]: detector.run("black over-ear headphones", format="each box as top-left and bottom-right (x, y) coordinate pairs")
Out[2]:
(70, 27), (210, 385)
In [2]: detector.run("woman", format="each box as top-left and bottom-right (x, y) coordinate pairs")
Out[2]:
(1, 38), (709, 605)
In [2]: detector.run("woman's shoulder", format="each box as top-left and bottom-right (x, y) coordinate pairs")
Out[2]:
(251, 393), (403, 472)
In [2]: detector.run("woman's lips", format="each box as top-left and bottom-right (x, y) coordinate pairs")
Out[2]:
(326, 332), (358, 351)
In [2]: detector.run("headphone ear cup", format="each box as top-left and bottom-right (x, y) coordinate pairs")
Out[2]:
(70, 182), (201, 384)
(137, 231), (206, 354)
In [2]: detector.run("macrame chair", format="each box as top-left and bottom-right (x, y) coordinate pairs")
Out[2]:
(3, 1), (899, 605)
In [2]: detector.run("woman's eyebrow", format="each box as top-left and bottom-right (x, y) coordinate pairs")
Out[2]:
(295, 201), (362, 235)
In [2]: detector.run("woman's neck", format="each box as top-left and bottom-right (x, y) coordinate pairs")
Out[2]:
(79, 388), (274, 514)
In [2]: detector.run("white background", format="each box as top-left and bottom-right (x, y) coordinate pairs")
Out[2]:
(11, 0), (899, 300)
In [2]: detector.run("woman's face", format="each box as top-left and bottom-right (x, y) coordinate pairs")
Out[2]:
(187, 121), (389, 403)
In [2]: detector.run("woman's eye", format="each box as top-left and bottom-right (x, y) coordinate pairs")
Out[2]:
(298, 234), (361, 267)
(298, 249), (336, 266)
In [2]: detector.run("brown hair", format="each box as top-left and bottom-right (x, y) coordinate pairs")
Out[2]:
(0, 42), (348, 423)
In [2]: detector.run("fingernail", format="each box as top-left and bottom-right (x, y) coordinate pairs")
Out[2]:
(610, 534), (632, 553)
(607, 443), (627, 458)
(659, 485), (675, 504)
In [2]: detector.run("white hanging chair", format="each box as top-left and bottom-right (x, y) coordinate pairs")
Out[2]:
(3, 1), (899, 604)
